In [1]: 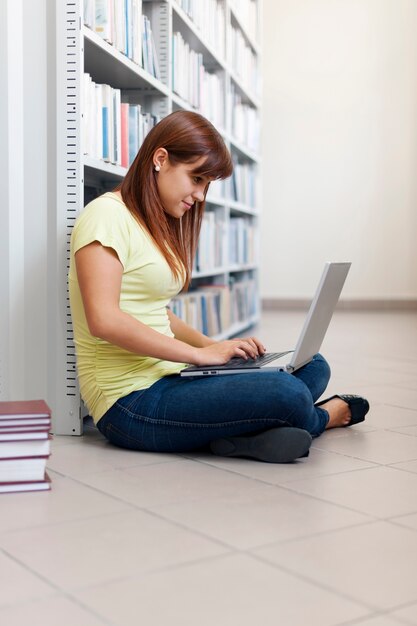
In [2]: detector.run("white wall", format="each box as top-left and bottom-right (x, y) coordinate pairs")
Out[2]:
(261, 0), (417, 301)
(0, 0), (51, 400)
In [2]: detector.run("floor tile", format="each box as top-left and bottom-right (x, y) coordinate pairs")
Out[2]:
(0, 510), (227, 590)
(150, 481), (370, 550)
(0, 595), (107, 626)
(390, 460), (417, 475)
(284, 466), (417, 518)
(0, 474), (132, 534)
(390, 512), (417, 533)
(312, 429), (417, 464)
(388, 425), (417, 438)
(74, 553), (369, 626)
(356, 386), (417, 411)
(0, 551), (55, 608)
(341, 615), (410, 626)
(186, 447), (375, 486)
(48, 437), (174, 478)
(254, 521), (417, 610)
(76, 458), (267, 509)
(366, 405), (417, 430)
(390, 603), (417, 625)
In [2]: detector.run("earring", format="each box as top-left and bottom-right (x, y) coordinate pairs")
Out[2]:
(154, 165), (160, 172)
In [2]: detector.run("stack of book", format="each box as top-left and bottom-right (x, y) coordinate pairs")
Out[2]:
(0, 400), (52, 494)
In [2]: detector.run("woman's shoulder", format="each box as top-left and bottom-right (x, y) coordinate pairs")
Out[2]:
(80, 192), (129, 220)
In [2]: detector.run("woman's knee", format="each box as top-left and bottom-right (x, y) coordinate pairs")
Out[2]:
(314, 353), (331, 380)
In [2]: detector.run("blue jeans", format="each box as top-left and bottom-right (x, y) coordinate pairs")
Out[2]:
(96, 354), (331, 452)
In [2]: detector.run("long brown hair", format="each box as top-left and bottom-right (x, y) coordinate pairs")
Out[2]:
(116, 111), (233, 289)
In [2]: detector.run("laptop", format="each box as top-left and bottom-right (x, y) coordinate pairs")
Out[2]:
(180, 261), (351, 377)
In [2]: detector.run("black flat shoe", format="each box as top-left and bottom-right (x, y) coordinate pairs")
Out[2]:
(316, 394), (370, 426)
(209, 427), (312, 463)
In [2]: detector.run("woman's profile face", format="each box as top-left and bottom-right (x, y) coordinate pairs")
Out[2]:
(155, 155), (212, 219)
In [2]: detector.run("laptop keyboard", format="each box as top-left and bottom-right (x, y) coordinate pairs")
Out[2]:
(224, 351), (292, 368)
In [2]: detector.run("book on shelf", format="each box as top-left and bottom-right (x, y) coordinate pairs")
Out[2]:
(170, 286), (230, 337)
(230, 160), (257, 207)
(227, 85), (260, 153)
(174, 0), (226, 60)
(230, 278), (257, 324)
(142, 14), (160, 79)
(0, 472), (51, 494)
(229, 217), (257, 265)
(83, 74), (161, 167)
(86, 0), (143, 67)
(229, 25), (259, 97)
(170, 279), (257, 338)
(172, 31), (224, 127)
(194, 211), (224, 273)
(0, 400), (52, 494)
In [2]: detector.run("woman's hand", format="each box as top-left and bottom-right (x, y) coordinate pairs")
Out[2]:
(191, 336), (266, 366)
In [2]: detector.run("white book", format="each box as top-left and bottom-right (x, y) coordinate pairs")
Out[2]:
(0, 457), (48, 482)
(113, 88), (121, 165)
(0, 437), (51, 460)
(132, 0), (143, 66)
(95, 0), (112, 42)
(0, 472), (51, 494)
(84, 0), (95, 30)
(113, 0), (126, 54)
(95, 83), (103, 160)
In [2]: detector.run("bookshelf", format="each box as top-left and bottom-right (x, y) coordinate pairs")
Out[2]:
(55, 0), (261, 434)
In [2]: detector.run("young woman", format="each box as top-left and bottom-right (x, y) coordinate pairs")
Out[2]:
(69, 111), (369, 463)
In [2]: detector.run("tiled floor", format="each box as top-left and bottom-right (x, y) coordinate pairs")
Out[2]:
(1, 310), (417, 626)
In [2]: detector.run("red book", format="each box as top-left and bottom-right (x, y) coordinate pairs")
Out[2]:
(0, 472), (51, 494)
(0, 400), (51, 439)
(0, 430), (50, 442)
(0, 423), (50, 431)
(0, 399), (51, 419)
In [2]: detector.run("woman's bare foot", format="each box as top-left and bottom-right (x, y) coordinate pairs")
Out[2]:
(320, 398), (351, 429)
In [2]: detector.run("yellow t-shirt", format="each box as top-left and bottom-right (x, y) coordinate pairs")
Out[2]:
(68, 192), (185, 423)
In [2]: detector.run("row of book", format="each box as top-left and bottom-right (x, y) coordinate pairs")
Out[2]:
(229, 218), (258, 266)
(84, 0), (259, 95)
(82, 77), (259, 171)
(229, 25), (259, 97)
(172, 31), (224, 128)
(0, 400), (52, 494)
(230, 278), (258, 325)
(230, 0), (259, 44)
(228, 86), (260, 153)
(84, 0), (142, 65)
(193, 212), (257, 273)
(84, 0), (163, 80)
(230, 161), (257, 208)
(83, 74), (160, 167)
(174, 0), (226, 59)
(194, 211), (225, 273)
(169, 279), (257, 337)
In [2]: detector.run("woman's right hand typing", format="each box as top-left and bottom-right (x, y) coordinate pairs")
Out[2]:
(191, 336), (265, 366)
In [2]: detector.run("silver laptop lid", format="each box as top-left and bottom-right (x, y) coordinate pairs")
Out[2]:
(288, 262), (351, 371)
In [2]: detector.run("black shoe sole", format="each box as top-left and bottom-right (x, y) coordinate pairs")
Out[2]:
(210, 427), (312, 464)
